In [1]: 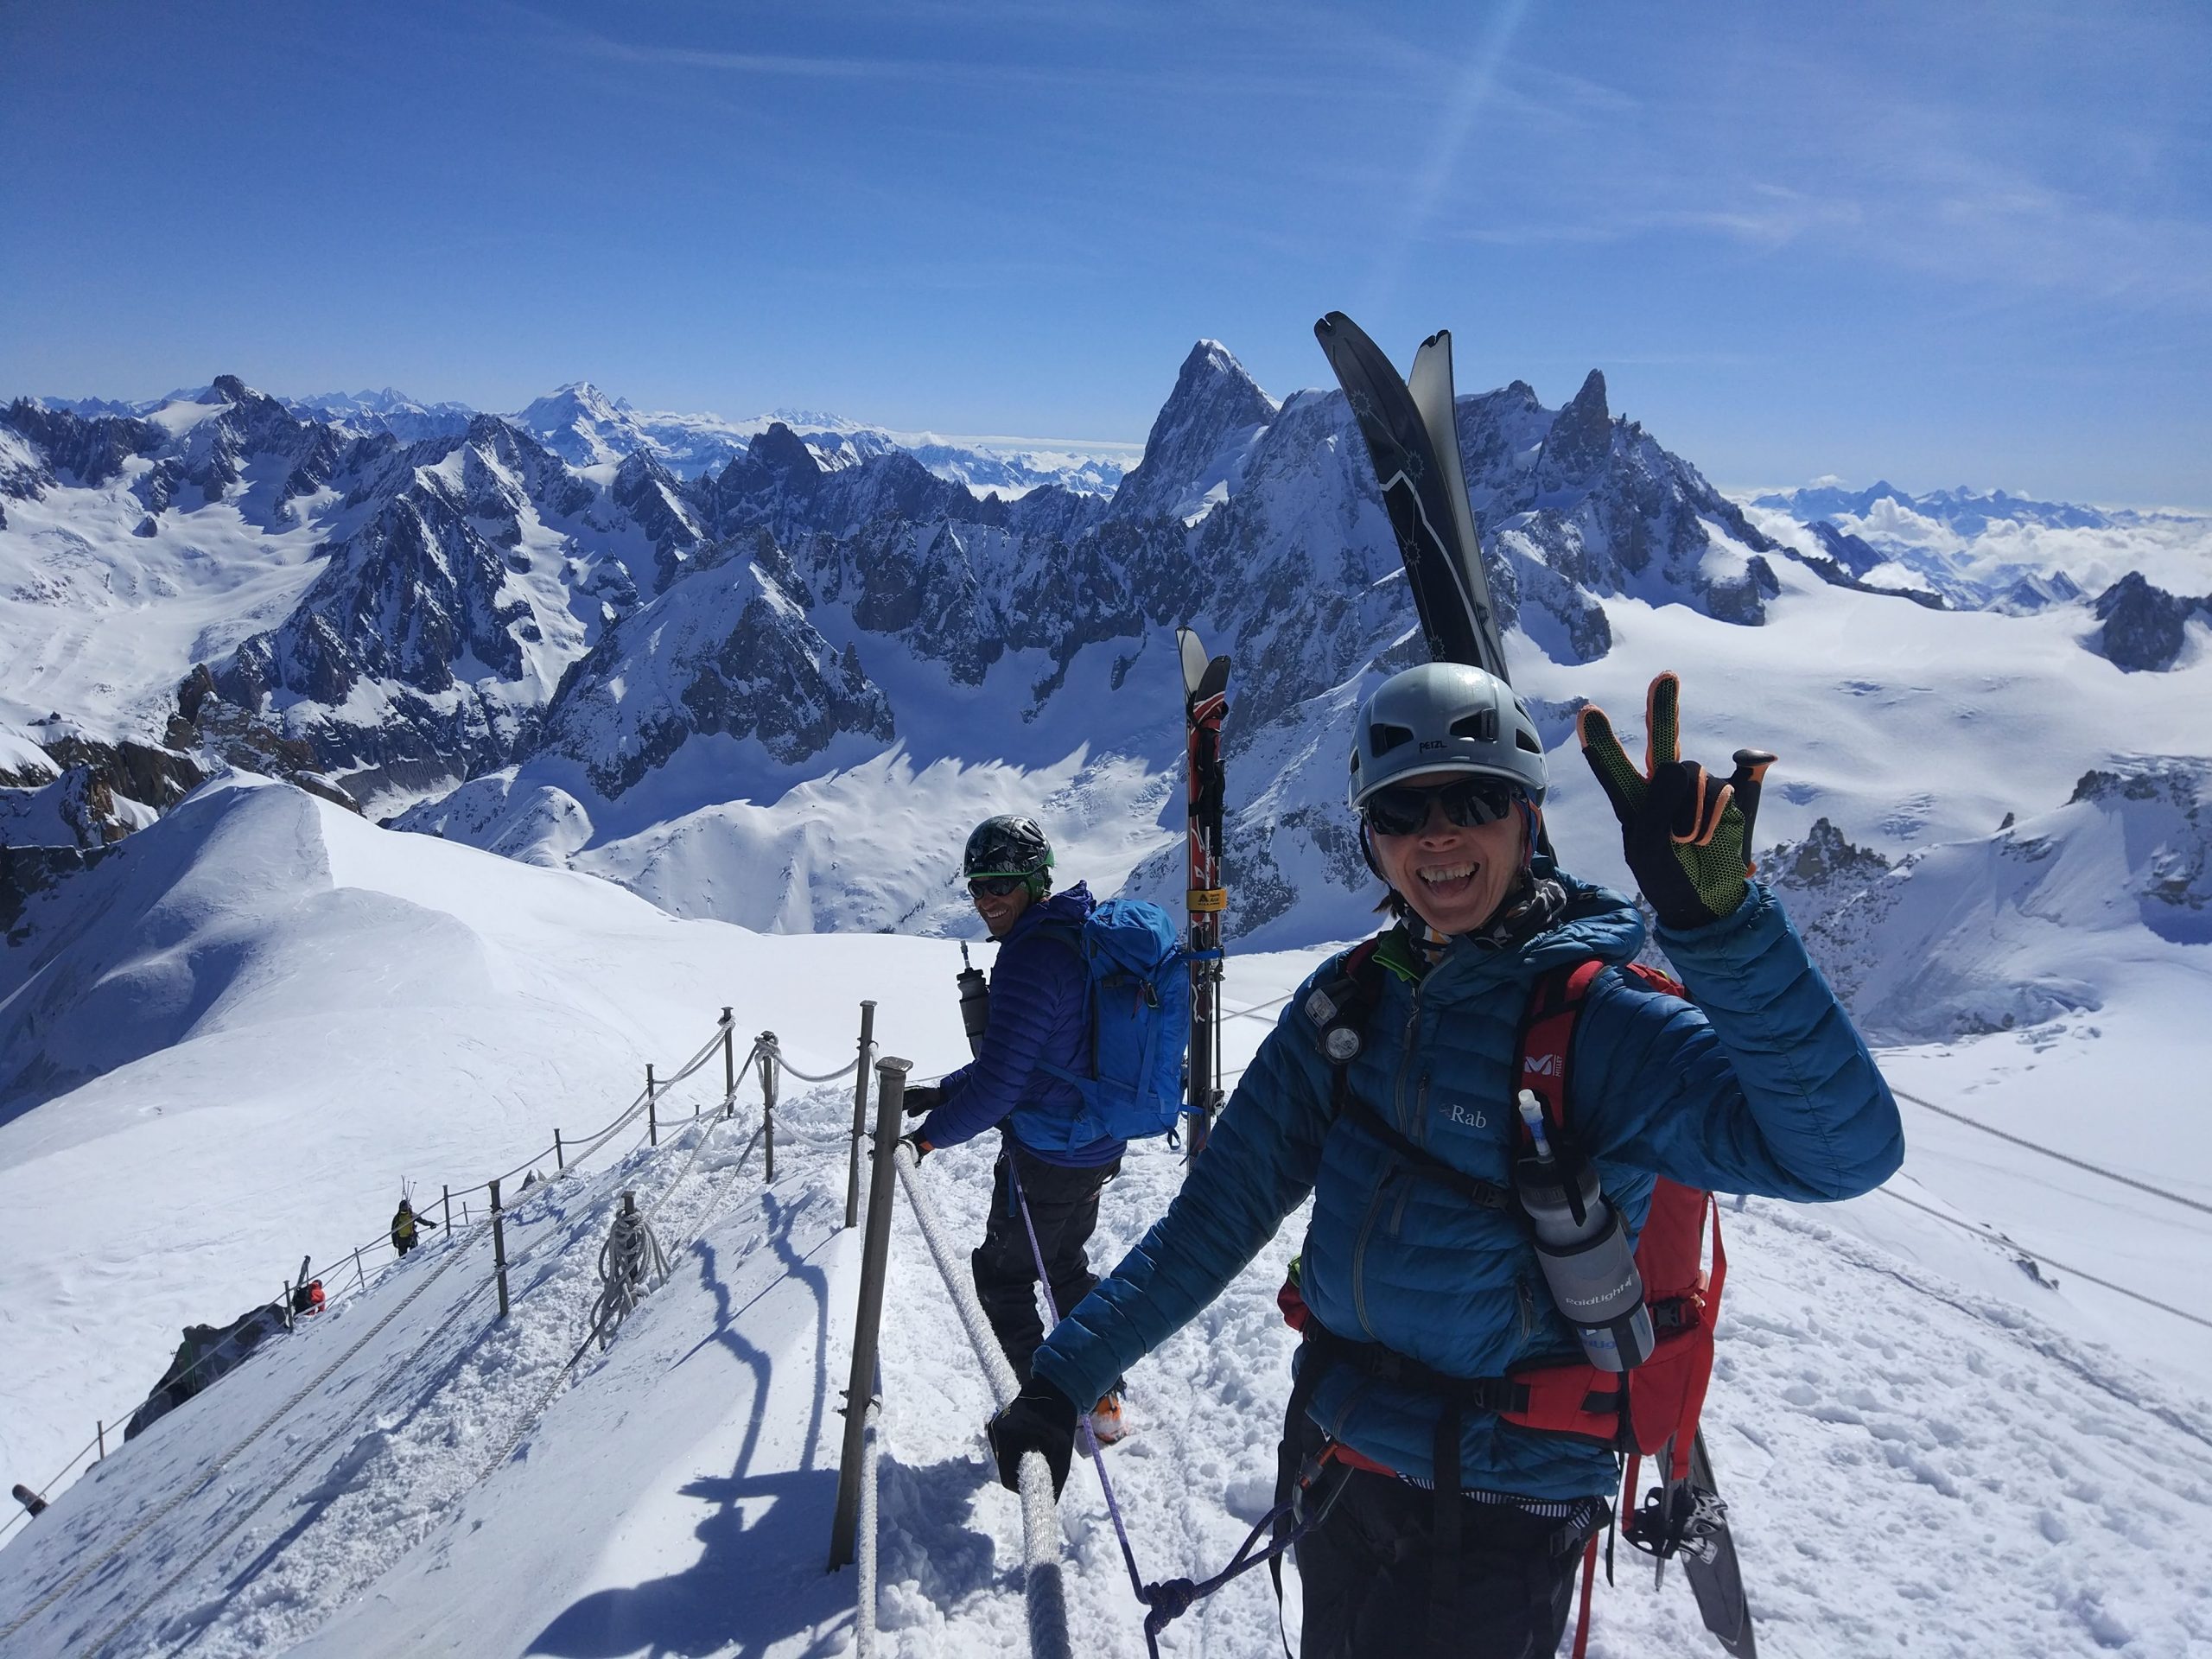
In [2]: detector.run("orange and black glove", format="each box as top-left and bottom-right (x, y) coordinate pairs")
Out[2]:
(1577, 671), (1774, 931)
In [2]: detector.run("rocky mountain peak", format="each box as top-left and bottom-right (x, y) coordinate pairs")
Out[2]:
(1109, 340), (1276, 523)
(519, 382), (620, 425)
(747, 421), (820, 480)
(2087, 572), (2211, 673)
(1536, 368), (1611, 483)
(208, 374), (250, 404)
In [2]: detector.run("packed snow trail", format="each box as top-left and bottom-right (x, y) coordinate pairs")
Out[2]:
(0, 1082), (868, 1659)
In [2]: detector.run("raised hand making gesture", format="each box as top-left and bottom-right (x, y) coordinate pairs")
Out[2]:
(1576, 671), (1775, 931)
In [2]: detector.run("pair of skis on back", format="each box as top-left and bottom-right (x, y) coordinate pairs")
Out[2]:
(1311, 310), (1756, 1657)
(1171, 314), (1507, 1162)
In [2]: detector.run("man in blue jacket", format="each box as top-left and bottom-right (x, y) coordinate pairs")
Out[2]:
(986, 665), (1904, 1657)
(903, 815), (1130, 1440)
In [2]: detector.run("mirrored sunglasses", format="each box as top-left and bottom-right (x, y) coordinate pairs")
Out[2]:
(1359, 775), (1522, 837)
(968, 874), (1028, 898)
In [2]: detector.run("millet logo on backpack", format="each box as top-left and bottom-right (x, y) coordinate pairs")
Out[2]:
(1523, 1053), (1563, 1077)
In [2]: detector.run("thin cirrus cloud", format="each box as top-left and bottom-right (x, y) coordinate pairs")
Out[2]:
(1398, 67), (2206, 314)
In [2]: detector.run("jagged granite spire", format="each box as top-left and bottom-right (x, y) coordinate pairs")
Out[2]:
(1108, 340), (1277, 523)
(1535, 369), (1611, 486)
(2089, 572), (2212, 672)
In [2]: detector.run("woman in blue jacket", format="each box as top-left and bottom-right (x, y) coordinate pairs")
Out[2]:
(987, 664), (1903, 1657)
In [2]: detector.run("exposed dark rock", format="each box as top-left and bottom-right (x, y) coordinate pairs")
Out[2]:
(2, 842), (119, 944)
(1, 399), (162, 488)
(1789, 522), (1947, 609)
(2086, 572), (2210, 672)
(1534, 369), (1611, 486)
(539, 562), (894, 800)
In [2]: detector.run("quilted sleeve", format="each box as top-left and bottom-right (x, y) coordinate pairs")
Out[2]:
(1031, 995), (1336, 1408)
(1573, 884), (1904, 1200)
(915, 931), (1085, 1149)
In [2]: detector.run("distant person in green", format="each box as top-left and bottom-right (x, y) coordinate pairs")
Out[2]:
(390, 1198), (435, 1256)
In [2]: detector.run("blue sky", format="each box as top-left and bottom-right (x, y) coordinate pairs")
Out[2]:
(3, 1), (2208, 504)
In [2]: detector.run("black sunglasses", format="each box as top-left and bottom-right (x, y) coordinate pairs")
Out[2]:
(1359, 775), (1522, 837)
(968, 875), (1028, 898)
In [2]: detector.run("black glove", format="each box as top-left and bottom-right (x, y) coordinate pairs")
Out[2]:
(1577, 672), (1775, 931)
(899, 1130), (931, 1163)
(900, 1083), (943, 1120)
(987, 1376), (1078, 1496)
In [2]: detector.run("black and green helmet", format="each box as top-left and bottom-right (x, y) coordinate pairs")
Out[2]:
(960, 815), (1054, 898)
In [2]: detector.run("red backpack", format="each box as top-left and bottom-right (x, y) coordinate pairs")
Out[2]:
(1508, 959), (1725, 1502)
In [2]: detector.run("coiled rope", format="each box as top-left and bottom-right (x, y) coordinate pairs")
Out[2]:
(594, 1194), (671, 1351)
(472, 1109), (769, 1488)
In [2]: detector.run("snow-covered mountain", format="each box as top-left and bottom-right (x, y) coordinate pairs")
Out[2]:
(287, 388), (477, 445)
(18, 381), (1140, 496)
(1746, 477), (2212, 612)
(12, 347), (2209, 958)
(509, 386), (1141, 496)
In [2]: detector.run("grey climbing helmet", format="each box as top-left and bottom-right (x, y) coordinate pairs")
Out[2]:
(1347, 662), (1548, 810)
(960, 815), (1054, 898)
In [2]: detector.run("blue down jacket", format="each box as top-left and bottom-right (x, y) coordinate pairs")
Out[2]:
(915, 881), (1125, 1168)
(1033, 872), (1904, 1499)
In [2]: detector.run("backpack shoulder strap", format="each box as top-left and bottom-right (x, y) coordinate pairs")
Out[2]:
(1300, 934), (1388, 1066)
(1305, 934), (1513, 1210)
(1511, 958), (1609, 1141)
(1030, 913), (1085, 957)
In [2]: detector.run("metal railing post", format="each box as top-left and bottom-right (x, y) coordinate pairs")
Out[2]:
(442, 1183), (451, 1241)
(96, 1421), (105, 1462)
(646, 1064), (658, 1147)
(554, 1128), (564, 1173)
(353, 1246), (365, 1291)
(490, 1178), (511, 1319)
(721, 1007), (734, 1116)
(845, 1001), (876, 1228)
(760, 1032), (779, 1184)
(829, 1052), (909, 1572)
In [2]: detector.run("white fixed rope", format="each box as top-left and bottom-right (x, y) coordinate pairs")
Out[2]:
(890, 1142), (1070, 1659)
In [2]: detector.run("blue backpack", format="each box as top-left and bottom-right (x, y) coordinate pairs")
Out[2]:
(1036, 899), (1192, 1147)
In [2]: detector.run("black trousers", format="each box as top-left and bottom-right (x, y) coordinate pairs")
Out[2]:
(970, 1135), (1118, 1387)
(1294, 1421), (1590, 1659)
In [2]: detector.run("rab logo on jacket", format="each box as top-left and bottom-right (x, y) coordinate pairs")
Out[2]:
(1523, 1053), (1563, 1077)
